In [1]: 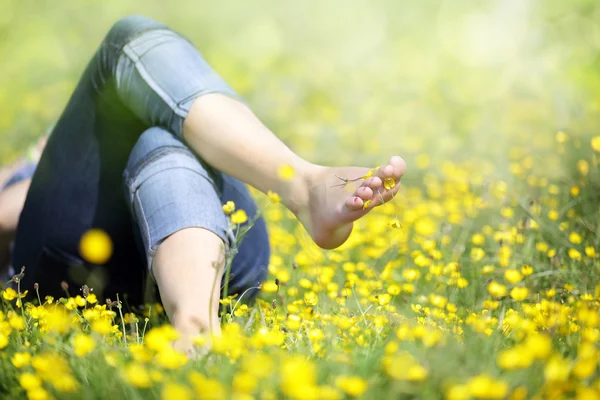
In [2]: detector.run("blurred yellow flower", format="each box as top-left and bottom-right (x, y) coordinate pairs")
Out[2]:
(261, 280), (279, 293)
(156, 348), (188, 369)
(335, 376), (368, 397)
(79, 228), (113, 264)
(544, 356), (570, 382)
(73, 333), (95, 357)
(591, 136), (600, 152)
(12, 352), (31, 368)
(510, 287), (528, 301)
(19, 372), (42, 391)
(467, 375), (508, 399)
(504, 269), (523, 283)
(124, 363), (152, 388)
(267, 190), (281, 203)
(278, 164), (295, 181)
(488, 281), (507, 298)
(161, 382), (193, 400)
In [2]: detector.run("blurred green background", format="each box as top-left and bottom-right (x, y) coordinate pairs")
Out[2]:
(1, 0), (599, 177)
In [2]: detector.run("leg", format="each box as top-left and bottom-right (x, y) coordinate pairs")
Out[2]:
(124, 127), (232, 348)
(105, 15), (405, 250)
(183, 96), (406, 249)
(105, 16), (405, 250)
(153, 229), (224, 352)
(0, 180), (31, 275)
(0, 163), (36, 278)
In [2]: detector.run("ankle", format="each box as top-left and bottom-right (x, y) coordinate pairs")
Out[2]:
(282, 162), (322, 215)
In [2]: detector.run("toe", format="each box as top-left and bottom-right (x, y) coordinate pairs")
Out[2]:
(388, 156), (407, 179)
(345, 196), (364, 210)
(367, 176), (382, 189)
(355, 186), (373, 200)
(379, 164), (395, 179)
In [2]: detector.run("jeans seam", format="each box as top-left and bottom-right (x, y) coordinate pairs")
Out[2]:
(134, 190), (155, 255)
(128, 30), (181, 60)
(121, 44), (188, 119)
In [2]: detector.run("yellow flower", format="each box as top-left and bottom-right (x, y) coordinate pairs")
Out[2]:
(281, 356), (317, 398)
(488, 281), (507, 298)
(573, 358), (596, 379)
(9, 314), (25, 330)
(362, 166), (379, 179)
(233, 372), (258, 394)
(497, 348), (529, 370)
(145, 325), (179, 353)
(43, 307), (71, 334)
(79, 228), (113, 264)
(569, 248), (582, 260)
(156, 348), (188, 369)
(467, 375), (508, 399)
(267, 190), (281, 203)
(335, 376), (368, 397)
(91, 319), (113, 335)
(407, 365), (428, 381)
(12, 352), (32, 368)
(389, 219), (402, 228)
(569, 232), (583, 244)
(504, 269), (523, 283)
(261, 280), (279, 293)
(19, 373), (42, 391)
(27, 387), (51, 400)
(544, 356), (570, 382)
(0, 333), (9, 349)
(124, 363), (152, 388)
(87, 293), (98, 304)
(521, 265), (534, 276)
(383, 177), (395, 190)
(2, 287), (17, 301)
(510, 287), (529, 301)
(570, 185), (580, 197)
(231, 209), (248, 224)
(50, 373), (79, 393)
(304, 291), (319, 306)
(387, 284), (401, 296)
(287, 314), (302, 331)
(222, 201), (236, 214)
(591, 136), (600, 152)
(188, 372), (227, 399)
(471, 233), (485, 245)
(73, 333), (96, 357)
(161, 382), (193, 400)
(447, 384), (470, 400)
(278, 164), (295, 181)
(362, 199), (372, 210)
(415, 217), (436, 236)
(482, 265), (495, 274)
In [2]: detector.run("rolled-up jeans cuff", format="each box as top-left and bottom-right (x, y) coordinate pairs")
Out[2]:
(114, 28), (245, 139)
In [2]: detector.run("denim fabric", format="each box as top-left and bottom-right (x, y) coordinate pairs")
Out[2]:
(2, 163), (37, 190)
(12, 15), (268, 305)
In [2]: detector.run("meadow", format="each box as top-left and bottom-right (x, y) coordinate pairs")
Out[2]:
(1, 0), (600, 398)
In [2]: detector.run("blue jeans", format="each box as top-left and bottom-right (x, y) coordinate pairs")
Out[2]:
(12, 16), (269, 305)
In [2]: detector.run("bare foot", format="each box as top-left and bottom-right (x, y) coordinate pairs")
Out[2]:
(296, 156), (406, 249)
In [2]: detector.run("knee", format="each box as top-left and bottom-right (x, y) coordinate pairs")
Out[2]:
(104, 15), (162, 47)
(124, 127), (185, 174)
